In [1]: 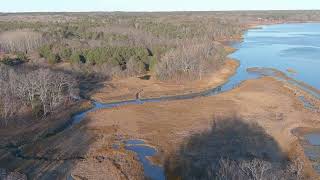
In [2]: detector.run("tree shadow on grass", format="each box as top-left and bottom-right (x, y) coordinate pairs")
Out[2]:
(165, 117), (290, 180)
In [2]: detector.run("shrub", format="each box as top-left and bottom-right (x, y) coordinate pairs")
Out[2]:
(16, 52), (28, 61)
(38, 44), (52, 58)
(47, 53), (60, 64)
(1, 55), (25, 66)
(70, 51), (85, 64)
(59, 47), (72, 60)
(147, 56), (157, 71)
(125, 57), (146, 76)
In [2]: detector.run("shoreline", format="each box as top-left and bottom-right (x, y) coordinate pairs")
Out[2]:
(91, 20), (320, 104)
(247, 67), (320, 112)
(84, 76), (320, 179)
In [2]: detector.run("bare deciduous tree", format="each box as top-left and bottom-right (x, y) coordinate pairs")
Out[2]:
(155, 39), (226, 81)
(215, 158), (307, 180)
(239, 159), (272, 180)
(0, 64), (79, 126)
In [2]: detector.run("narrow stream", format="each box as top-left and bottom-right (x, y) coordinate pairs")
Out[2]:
(6, 23), (320, 179)
(65, 23), (320, 179)
(298, 132), (320, 174)
(125, 140), (165, 180)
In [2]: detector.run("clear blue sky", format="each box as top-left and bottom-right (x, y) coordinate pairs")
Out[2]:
(1, 0), (320, 12)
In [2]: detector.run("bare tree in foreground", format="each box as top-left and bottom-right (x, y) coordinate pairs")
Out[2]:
(0, 64), (79, 126)
(216, 157), (307, 180)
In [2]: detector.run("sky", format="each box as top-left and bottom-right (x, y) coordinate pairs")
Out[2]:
(1, 0), (320, 12)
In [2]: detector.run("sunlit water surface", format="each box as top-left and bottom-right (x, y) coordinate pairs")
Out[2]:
(230, 23), (320, 91)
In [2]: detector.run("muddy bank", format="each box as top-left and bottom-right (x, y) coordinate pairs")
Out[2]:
(248, 67), (320, 99)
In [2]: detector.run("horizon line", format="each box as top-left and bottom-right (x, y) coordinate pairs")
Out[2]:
(1, 9), (320, 14)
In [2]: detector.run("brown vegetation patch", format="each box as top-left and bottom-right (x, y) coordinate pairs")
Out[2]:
(92, 59), (239, 103)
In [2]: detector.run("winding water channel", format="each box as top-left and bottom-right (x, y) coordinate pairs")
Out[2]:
(59, 23), (320, 179)
(72, 24), (320, 126)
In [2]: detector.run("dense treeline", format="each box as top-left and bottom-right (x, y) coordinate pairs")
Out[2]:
(2, 11), (319, 83)
(0, 12), (244, 81)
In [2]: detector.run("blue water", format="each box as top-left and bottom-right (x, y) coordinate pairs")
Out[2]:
(230, 23), (320, 91)
(125, 140), (165, 180)
(305, 134), (320, 146)
(303, 133), (320, 174)
(66, 23), (320, 179)
(232, 24), (320, 174)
